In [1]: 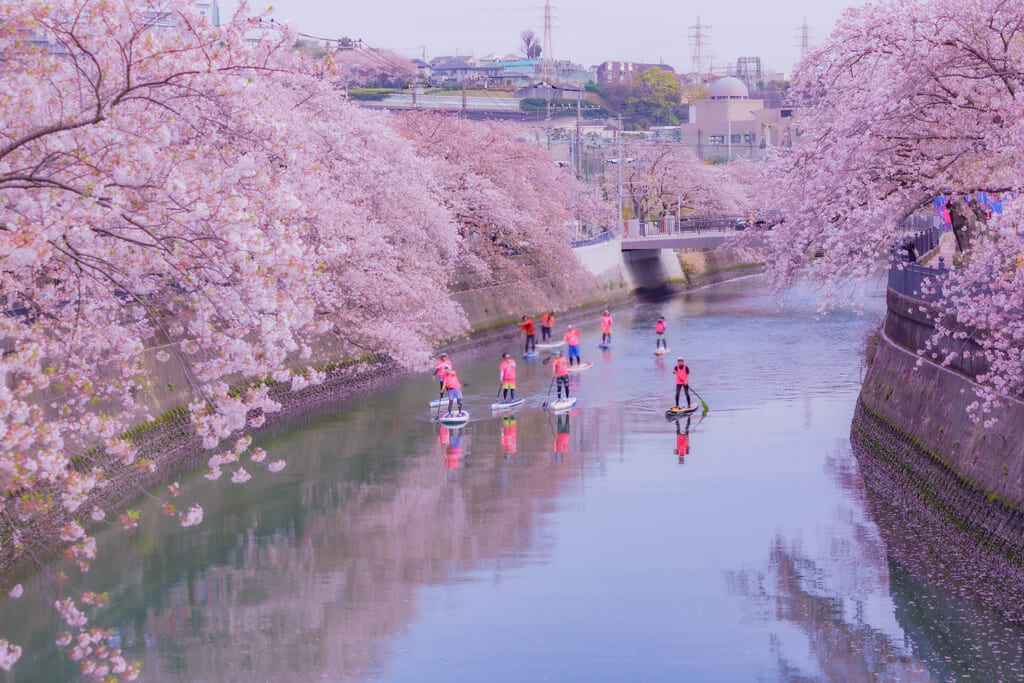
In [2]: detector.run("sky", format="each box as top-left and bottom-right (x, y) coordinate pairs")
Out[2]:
(234, 0), (872, 76)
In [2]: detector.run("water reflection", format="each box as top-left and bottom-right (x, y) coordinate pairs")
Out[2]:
(674, 415), (691, 464)
(6, 276), (1024, 682)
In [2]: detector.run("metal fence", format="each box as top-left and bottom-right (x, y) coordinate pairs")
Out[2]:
(570, 230), (616, 249)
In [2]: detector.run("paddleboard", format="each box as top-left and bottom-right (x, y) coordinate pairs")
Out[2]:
(490, 397), (525, 411)
(438, 411), (470, 426)
(523, 350), (539, 359)
(665, 404), (699, 418)
(654, 347), (670, 356)
(429, 397), (449, 409)
(567, 361), (593, 372)
(598, 342), (612, 350)
(535, 341), (565, 349)
(546, 397), (577, 412)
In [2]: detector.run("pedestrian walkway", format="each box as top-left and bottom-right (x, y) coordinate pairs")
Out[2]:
(922, 230), (956, 268)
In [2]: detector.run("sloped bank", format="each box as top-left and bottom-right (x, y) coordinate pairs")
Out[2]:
(852, 328), (1024, 622)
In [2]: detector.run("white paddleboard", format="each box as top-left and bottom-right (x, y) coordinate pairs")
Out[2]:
(535, 341), (565, 349)
(490, 397), (525, 411)
(438, 411), (470, 426)
(654, 348), (670, 356)
(547, 397), (577, 412)
(568, 361), (593, 372)
(665, 404), (699, 417)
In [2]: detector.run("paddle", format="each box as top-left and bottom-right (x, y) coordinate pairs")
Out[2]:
(540, 376), (555, 409)
(435, 388), (446, 420)
(689, 386), (709, 417)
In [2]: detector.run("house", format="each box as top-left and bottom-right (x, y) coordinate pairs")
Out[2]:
(596, 61), (675, 87)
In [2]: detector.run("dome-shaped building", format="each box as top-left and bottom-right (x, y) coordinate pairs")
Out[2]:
(708, 76), (749, 100)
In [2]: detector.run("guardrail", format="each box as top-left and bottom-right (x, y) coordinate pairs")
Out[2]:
(570, 231), (615, 248)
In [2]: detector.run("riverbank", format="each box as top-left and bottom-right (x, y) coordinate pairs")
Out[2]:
(851, 325), (1024, 623)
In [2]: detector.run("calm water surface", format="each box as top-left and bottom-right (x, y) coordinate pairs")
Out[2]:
(5, 277), (1024, 682)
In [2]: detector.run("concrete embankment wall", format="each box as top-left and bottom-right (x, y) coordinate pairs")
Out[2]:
(853, 318), (1024, 563)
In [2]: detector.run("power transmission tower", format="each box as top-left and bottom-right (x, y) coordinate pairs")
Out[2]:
(689, 17), (709, 82)
(799, 18), (810, 60)
(541, 1), (556, 81)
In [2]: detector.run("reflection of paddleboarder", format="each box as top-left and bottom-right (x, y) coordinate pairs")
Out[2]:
(444, 427), (464, 469)
(501, 415), (517, 456)
(554, 414), (570, 460)
(675, 416), (690, 465)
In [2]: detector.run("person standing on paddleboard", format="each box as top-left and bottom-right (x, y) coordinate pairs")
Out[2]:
(521, 315), (537, 354)
(655, 316), (667, 351)
(564, 324), (582, 366)
(674, 357), (691, 409)
(433, 352), (453, 396)
(540, 311), (554, 343)
(499, 352), (517, 402)
(443, 366), (464, 416)
(600, 311), (613, 346)
(553, 350), (570, 398)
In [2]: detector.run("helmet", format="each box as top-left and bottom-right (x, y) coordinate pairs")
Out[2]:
(677, 357), (684, 362)
(440, 352), (448, 358)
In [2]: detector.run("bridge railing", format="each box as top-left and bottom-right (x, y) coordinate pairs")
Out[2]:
(570, 230), (615, 249)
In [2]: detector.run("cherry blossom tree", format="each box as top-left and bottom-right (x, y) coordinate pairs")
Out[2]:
(617, 139), (754, 221)
(0, 2), (604, 675)
(761, 0), (1024, 409)
(394, 112), (599, 296)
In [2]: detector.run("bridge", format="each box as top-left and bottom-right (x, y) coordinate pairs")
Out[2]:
(618, 214), (776, 251)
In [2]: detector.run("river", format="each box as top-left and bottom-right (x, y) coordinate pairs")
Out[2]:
(4, 276), (1024, 682)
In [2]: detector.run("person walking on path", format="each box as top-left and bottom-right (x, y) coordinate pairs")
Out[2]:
(443, 366), (465, 416)
(499, 353), (517, 401)
(540, 311), (555, 342)
(600, 311), (613, 346)
(433, 352), (453, 396)
(552, 350), (571, 398)
(655, 316), (668, 351)
(521, 315), (537, 354)
(674, 357), (691, 408)
(564, 324), (582, 366)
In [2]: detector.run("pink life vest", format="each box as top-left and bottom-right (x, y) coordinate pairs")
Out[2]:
(564, 328), (580, 346)
(443, 369), (462, 390)
(675, 364), (689, 385)
(500, 359), (517, 382)
(601, 315), (613, 333)
(553, 356), (569, 377)
(655, 320), (666, 334)
(436, 359), (452, 374)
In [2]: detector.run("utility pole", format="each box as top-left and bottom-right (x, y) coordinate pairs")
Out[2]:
(575, 87), (582, 180)
(616, 114), (623, 234)
(689, 17), (709, 82)
(541, 1), (556, 81)
(461, 83), (467, 119)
